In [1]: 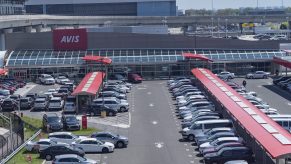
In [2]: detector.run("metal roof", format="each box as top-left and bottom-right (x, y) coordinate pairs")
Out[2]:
(5, 49), (285, 68)
(72, 72), (104, 96)
(192, 68), (291, 159)
(273, 56), (291, 69)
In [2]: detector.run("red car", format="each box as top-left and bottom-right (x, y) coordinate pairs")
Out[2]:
(128, 73), (142, 83)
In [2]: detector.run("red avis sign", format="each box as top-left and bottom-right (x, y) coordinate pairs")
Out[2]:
(53, 29), (87, 50)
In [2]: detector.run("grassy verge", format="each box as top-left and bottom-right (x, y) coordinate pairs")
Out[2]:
(7, 116), (98, 164)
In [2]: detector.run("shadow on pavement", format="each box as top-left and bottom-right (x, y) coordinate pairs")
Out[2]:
(262, 85), (291, 102)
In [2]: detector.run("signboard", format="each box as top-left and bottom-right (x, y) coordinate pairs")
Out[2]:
(53, 29), (87, 51)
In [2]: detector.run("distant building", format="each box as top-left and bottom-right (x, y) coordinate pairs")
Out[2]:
(25, 0), (176, 16)
(0, 0), (25, 15)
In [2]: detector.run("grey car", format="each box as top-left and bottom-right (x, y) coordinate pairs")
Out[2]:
(91, 132), (129, 148)
(53, 154), (97, 164)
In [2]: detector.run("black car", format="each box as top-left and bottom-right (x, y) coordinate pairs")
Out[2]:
(1, 99), (17, 111)
(66, 96), (76, 103)
(61, 115), (80, 131)
(87, 104), (117, 117)
(39, 145), (85, 161)
(204, 147), (254, 164)
(102, 87), (124, 94)
(42, 113), (63, 132)
(26, 93), (38, 100)
(9, 95), (21, 102)
(273, 76), (291, 85)
(19, 97), (34, 110)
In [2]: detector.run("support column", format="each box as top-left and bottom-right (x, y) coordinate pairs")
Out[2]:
(35, 25), (42, 33)
(0, 33), (5, 51)
(25, 26), (32, 33)
(276, 158), (285, 164)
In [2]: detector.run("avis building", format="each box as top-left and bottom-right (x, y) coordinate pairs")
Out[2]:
(25, 0), (176, 16)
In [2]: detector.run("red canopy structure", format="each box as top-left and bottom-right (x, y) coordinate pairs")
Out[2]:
(0, 68), (8, 76)
(273, 56), (291, 69)
(192, 68), (291, 159)
(82, 56), (112, 65)
(182, 53), (213, 62)
(72, 72), (105, 96)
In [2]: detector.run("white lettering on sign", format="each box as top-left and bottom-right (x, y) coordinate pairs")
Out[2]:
(60, 35), (80, 43)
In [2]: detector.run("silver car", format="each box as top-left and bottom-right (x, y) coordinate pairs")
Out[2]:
(246, 71), (270, 79)
(93, 97), (129, 112)
(53, 154), (97, 164)
(91, 131), (129, 148)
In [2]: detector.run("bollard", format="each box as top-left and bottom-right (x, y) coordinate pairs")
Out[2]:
(82, 115), (87, 129)
(20, 112), (23, 117)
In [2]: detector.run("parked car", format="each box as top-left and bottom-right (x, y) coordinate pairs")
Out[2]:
(25, 139), (62, 152)
(217, 72), (235, 79)
(72, 138), (114, 153)
(246, 71), (270, 79)
(48, 97), (64, 111)
(91, 131), (129, 148)
(201, 142), (244, 156)
(19, 97), (34, 110)
(55, 76), (70, 85)
(87, 104), (117, 116)
(48, 132), (87, 144)
(39, 145), (85, 161)
(92, 97), (129, 112)
(99, 91), (127, 100)
(1, 98), (17, 111)
(52, 154), (97, 164)
(63, 102), (77, 114)
(39, 74), (55, 85)
(9, 94), (21, 102)
(273, 76), (291, 85)
(196, 132), (237, 147)
(61, 115), (80, 131)
(42, 113), (63, 132)
(204, 146), (253, 164)
(128, 73), (142, 83)
(33, 98), (48, 111)
(199, 137), (244, 153)
(26, 93), (38, 100)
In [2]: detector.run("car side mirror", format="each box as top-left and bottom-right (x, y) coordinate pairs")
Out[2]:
(112, 136), (115, 139)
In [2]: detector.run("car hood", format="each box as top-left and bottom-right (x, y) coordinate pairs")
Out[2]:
(118, 135), (128, 141)
(66, 121), (79, 125)
(104, 142), (115, 147)
(46, 78), (55, 81)
(199, 142), (211, 148)
(182, 127), (190, 132)
(84, 158), (97, 163)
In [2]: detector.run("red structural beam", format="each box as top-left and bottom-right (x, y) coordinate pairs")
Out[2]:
(273, 56), (291, 69)
(182, 53), (213, 62)
(82, 55), (112, 65)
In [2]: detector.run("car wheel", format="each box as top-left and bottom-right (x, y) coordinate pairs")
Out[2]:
(45, 154), (52, 161)
(188, 134), (195, 141)
(102, 147), (109, 153)
(108, 112), (113, 116)
(116, 141), (124, 148)
(120, 107), (126, 112)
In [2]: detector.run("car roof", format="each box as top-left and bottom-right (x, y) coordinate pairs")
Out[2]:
(51, 97), (62, 100)
(216, 137), (240, 141)
(79, 138), (97, 142)
(210, 127), (233, 131)
(55, 154), (79, 159)
(195, 119), (231, 124)
(35, 98), (46, 101)
(38, 139), (52, 142)
(49, 132), (72, 136)
(45, 113), (58, 117)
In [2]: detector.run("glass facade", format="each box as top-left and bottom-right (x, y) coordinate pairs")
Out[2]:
(5, 49), (286, 80)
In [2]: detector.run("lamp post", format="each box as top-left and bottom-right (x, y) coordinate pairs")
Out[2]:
(286, 16), (289, 40)
(211, 17), (214, 37)
(225, 19), (228, 38)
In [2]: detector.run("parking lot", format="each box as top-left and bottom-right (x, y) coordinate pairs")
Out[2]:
(8, 76), (291, 164)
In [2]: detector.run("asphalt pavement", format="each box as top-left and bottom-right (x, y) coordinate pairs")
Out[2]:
(233, 77), (291, 114)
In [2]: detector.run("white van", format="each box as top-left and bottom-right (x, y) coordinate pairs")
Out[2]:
(181, 119), (233, 141)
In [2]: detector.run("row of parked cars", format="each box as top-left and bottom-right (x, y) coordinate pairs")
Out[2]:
(167, 77), (254, 164)
(216, 71), (270, 80)
(273, 76), (291, 92)
(25, 130), (129, 163)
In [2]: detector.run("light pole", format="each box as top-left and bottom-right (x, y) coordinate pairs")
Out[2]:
(225, 19), (228, 38)
(218, 18), (220, 38)
(286, 17), (289, 40)
(211, 17), (214, 37)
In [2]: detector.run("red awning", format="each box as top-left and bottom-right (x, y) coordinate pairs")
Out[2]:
(192, 68), (291, 159)
(0, 68), (8, 76)
(82, 56), (112, 65)
(273, 56), (291, 69)
(72, 72), (105, 96)
(182, 53), (213, 62)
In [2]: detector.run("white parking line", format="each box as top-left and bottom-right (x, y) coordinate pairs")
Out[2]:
(188, 154), (193, 157)
(149, 103), (154, 107)
(152, 121), (158, 125)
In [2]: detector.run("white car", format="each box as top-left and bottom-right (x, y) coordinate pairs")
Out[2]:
(199, 137), (243, 153)
(246, 71), (270, 79)
(55, 76), (70, 85)
(39, 74), (55, 85)
(217, 72), (235, 79)
(48, 132), (87, 144)
(53, 154), (98, 164)
(72, 138), (115, 153)
(25, 139), (67, 152)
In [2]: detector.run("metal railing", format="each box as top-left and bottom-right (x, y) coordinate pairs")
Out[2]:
(0, 129), (41, 164)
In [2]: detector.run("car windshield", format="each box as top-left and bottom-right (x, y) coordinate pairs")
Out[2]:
(20, 99), (28, 102)
(65, 116), (77, 122)
(48, 117), (59, 122)
(35, 100), (45, 103)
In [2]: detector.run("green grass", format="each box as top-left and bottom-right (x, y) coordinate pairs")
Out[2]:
(7, 116), (98, 164)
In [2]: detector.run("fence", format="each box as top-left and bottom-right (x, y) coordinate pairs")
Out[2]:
(0, 112), (24, 161)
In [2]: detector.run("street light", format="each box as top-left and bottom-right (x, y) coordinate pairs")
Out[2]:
(286, 16), (289, 40)
(211, 17), (214, 37)
(225, 19), (228, 38)
(218, 18), (220, 38)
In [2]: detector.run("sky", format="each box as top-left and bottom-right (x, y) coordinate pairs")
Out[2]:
(177, 0), (291, 10)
